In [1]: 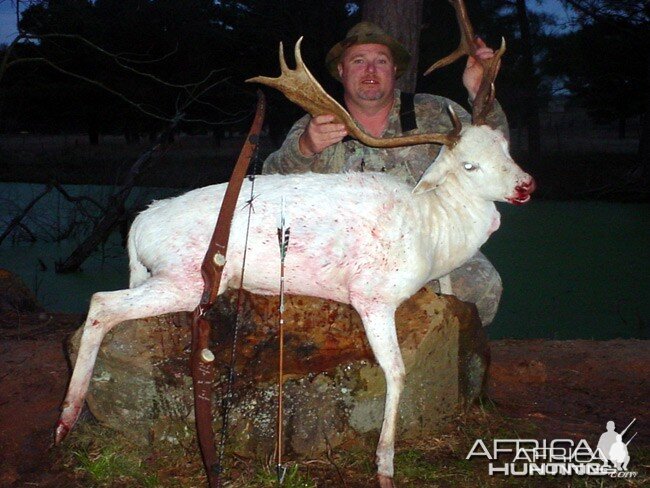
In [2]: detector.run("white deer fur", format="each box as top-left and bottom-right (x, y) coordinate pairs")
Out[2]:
(56, 124), (533, 484)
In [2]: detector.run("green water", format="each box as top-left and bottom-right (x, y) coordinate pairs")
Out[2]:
(1, 183), (648, 339)
(0, 183), (177, 313)
(483, 200), (649, 340)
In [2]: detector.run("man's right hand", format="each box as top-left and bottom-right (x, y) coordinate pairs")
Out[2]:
(298, 114), (348, 157)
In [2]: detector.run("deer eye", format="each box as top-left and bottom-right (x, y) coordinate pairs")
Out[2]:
(463, 162), (478, 171)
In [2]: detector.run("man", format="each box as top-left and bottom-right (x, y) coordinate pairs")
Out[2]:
(263, 22), (507, 325)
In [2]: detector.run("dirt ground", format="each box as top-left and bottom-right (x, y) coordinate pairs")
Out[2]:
(1, 313), (648, 487)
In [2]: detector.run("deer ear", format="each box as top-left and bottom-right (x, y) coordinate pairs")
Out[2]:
(413, 146), (454, 195)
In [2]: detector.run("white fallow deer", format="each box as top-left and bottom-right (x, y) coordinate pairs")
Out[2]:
(56, 2), (534, 487)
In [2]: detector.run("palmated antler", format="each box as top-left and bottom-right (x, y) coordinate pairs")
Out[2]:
(247, 37), (461, 147)
(423, 0), (506, 126)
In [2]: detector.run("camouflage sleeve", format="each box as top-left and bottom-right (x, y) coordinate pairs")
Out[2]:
(413, 94), (472, 132)
(413, 93), (509, 140)
(262, 114), (316, 175)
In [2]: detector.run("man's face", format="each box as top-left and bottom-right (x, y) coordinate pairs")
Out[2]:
(337, 43), (396, 106)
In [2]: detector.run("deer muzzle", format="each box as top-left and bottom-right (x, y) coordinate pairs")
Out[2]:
(508, 177), (536, 205)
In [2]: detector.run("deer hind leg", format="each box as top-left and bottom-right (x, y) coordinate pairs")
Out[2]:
(354, 302), (404, 487)
(55, 276), (198, 444)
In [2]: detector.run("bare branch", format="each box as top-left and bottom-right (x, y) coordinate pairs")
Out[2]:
(25, 33), (217, 89)
(6, 56), (174, 121)
(0, 183), (52, 245)
(50, 181), (105, 212)
(56, 113), (183, 273)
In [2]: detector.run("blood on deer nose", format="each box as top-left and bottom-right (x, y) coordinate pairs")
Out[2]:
(516, 178), (536, 195)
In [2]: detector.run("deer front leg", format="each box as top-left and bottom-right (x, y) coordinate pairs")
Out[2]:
(355, 303), (404, 488)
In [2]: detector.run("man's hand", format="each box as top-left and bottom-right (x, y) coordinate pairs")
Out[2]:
(463, 37), (500, 100)
(298, 115), (348, 157)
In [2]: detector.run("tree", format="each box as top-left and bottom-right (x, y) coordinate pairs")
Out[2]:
(214, 0), (360, 142)
(0, 0), (260, 271)
(476, 0), (553, 164)
(1, 1), (362, 270)
(556, 0), (648, 189)
(1, 0), (248, 142)
(513, 0), (541, 160)
(362, 0), (423, 92)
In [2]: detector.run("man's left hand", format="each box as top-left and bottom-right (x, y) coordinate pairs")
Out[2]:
(463, 37), (499, 100)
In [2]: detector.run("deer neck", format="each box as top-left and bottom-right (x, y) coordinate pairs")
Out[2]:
(417, 175), (499, 277)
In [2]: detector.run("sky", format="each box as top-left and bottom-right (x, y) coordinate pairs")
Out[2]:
(0, 0), (19, 44)
(0, 0), (572, 45)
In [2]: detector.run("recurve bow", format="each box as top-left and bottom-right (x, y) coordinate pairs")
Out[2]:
(191, 91), (266, 487)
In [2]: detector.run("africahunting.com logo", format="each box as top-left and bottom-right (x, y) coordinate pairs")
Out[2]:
(467, 418), (638, 478)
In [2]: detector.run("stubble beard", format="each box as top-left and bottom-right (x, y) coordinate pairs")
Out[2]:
(357, 86), (385, 101)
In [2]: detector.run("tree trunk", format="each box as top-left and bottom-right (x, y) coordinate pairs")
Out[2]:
(514, 0), (541, 163)
(362, 0), (423, 93)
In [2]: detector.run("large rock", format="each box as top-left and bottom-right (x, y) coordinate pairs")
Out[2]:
(435, 251), (503, 327)
(0, 269), (43, 323)
(69, 287), (489, 456)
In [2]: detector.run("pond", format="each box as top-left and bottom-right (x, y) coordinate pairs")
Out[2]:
(1, 183), (648, 340)
(482, 200), (649, 340)
(0, 183), (178, 314)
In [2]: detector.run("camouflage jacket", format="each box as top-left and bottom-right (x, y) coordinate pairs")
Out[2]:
(263, 89), (509, 186)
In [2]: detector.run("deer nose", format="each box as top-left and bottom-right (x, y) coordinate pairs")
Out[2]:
(516, 177), (536, 195)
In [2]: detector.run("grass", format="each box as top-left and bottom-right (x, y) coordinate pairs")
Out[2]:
(252, 463), (317, 488)
(72, 445), (159, 487)
(54, 403), (649, 487)
(58, 421), (205, 487)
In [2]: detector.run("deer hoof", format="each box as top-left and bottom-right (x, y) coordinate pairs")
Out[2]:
(55, 403), (82, 445)
(377, 474), (396, 488)
(54, 419), (71, 445)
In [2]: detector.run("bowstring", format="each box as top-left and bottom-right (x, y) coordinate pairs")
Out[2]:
(215, 141), (262, 479)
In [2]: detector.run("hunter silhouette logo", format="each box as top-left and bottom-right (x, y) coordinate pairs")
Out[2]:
(596, 419), (637, 471)
(466, 418), (639, 478)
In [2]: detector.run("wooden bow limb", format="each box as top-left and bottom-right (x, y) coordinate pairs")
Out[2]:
(191, 91), (266, 487)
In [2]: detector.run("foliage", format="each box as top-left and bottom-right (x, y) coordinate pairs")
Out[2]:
(0, 0), (360, 143)
(2, 0), (258, 137)
(73, 445), (159, 487)
(0, 0), (646, 172)
(557, 0), (648, 180)
(214, 0), (360, 143)
(561, 0), (648, 27)
(65, 423), (162, 487)
(546, 19), (646, 123)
